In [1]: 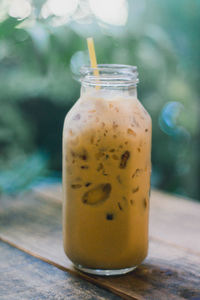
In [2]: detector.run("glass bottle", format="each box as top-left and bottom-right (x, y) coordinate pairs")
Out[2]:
(62, 64), (152, 276)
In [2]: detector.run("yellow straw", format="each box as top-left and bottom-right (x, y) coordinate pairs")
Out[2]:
(87, 37), (100, 88)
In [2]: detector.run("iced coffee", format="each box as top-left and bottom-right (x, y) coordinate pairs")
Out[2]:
(63, 65), (152, 275)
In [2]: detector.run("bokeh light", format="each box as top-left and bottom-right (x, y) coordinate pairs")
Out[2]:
(89, 0), (128, 26)
(159, 99), (191, 183)
(159, 102), (185, 136)
(70, 51), (89, 76)
(9, 0), (32, 20)
(41, 0), (79, 18)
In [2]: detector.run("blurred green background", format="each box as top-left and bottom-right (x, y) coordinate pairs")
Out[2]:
(0, 0), (199, 200)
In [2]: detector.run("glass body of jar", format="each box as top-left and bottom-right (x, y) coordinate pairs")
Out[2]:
(62, 64), (152, 275)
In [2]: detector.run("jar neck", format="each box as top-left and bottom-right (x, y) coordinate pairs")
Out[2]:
(80, 64), (139, 98)
(80, 85), (137, 97)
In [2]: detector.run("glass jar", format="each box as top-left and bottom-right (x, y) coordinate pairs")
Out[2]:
(62, 64), (152, 276)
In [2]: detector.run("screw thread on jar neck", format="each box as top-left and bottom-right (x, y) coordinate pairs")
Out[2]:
(80, 64), (138, 97)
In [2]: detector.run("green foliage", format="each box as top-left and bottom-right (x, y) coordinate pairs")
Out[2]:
(0, 0), (199, 199)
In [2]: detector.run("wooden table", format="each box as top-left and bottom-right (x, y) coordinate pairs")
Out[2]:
(0, 185), (200, 300)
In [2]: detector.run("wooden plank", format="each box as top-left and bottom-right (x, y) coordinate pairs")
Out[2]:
(0, 241), (121, 300)
(0, 188), (200, 299)
(35, 185), (200, 254)
(150, 190), (200, 254)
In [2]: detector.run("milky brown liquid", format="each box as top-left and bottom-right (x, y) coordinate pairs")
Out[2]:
(63, 91), (151, 270)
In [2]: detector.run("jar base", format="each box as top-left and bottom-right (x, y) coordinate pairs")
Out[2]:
(74, 264), (137, 276)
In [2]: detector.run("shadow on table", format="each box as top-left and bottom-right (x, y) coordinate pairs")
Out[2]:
(95, 263), (200, 300)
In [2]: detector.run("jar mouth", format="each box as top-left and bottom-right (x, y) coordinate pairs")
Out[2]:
(80, 64), (139, 88)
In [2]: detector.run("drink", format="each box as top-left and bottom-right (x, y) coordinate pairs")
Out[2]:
(63, 65), (152, 275)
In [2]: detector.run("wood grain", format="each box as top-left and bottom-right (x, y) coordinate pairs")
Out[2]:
(0, 241), (121, 300)
(0, 187), (200, 299)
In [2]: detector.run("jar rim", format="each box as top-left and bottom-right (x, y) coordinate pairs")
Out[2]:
(80, 64), (139, 88)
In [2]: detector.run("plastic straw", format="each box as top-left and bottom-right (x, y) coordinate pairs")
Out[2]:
(87, 37), (100, 89)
